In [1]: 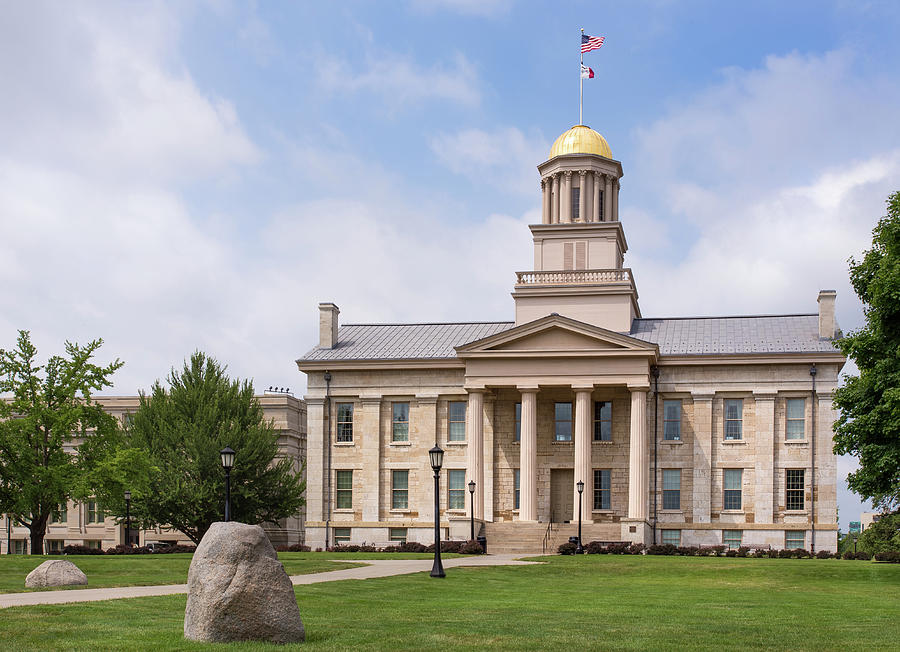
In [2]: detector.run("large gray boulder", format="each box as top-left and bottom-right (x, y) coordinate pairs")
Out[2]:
(25, 559), (88, 588)
(184, 522), (304, 644)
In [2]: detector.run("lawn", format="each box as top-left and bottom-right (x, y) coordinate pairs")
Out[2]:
(0, 552), (367, 593)
(0, 555), (897, 650)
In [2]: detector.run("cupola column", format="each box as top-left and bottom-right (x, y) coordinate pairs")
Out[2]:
(541, 178), (551, 224)
(612, 178), (620, 222)
(561, 171), (573, 223)
(551, 174), (559, 223)
(592, 171), (601, 222)
(578, 171), (587, 223)
(604, 175), (613, 222)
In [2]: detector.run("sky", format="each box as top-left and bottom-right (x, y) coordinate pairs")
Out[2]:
(2, 0), (899, 527)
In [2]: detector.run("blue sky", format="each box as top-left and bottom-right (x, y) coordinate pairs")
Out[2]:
(2, 0), (899, 525)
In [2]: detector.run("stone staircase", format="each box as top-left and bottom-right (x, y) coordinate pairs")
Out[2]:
(484, 522), (623, 555)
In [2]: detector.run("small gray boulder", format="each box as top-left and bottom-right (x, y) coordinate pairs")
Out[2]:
(25, 559), (88, 588)
(184, 522), (304, 644)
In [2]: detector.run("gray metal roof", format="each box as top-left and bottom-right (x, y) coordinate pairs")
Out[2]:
(299, 314), (839, 362)
(299, 322), (515, 361)
(630, 314), (840, 355)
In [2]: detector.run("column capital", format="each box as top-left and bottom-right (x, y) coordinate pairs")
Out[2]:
(464, 385), (487, 393)
(816, 391), (834, 402)
(564, 170), (573, 178)
(752, 391), (777, 401)
(572, 384), (595, 392)
(690, 391), (715, 401)
(627, 384), (650, 393)
(516, 385), (540, 393)
(578, 170), (587, 178)
(415, 394), (439, 405)
(359, 395), (383, 406)
(304, 397), (327, 407)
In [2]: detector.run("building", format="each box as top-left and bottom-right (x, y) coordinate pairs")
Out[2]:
(0, 392), (305, 554)
(297, 124), (846, 553)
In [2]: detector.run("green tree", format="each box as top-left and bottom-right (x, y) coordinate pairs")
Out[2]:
(0, 331), (123, 554)
(833, 191), (900, 511)
(857, 513), (900, 556)
(118, 351), (305, 544)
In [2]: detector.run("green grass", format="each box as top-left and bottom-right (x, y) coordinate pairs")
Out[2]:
(0, 552), (365, 593)
(1, 555), (898, 650)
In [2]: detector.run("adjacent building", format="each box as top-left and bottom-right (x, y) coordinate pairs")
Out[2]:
(297, 124), (846, 553)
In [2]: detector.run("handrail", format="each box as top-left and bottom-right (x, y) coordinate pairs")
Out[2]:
(541, 521), (553, 555)
(515, 268), (633, 286)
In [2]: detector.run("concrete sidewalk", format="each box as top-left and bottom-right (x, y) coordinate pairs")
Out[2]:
(0, 554), (539, 609)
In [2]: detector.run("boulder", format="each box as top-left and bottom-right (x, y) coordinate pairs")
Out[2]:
(184, 522), (304, 644)
(25, 559), (88, 588)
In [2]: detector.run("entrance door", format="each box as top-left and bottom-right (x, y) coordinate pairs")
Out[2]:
(550, 469), (574, 522)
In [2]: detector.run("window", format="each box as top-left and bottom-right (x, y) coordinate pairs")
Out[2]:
(786, 398), (805, 440)
(85, 540), (102, 550)
(392, 402), (409, 442)
(663, 400), (682, 440)
(723, 530), (742, 549)
(514, 469), (520, 510)
(661, 530), (681, 546)
(593, 401), (612, 441)
(555, 402), (573, 441)
(13, 540), (26, 554)
(723, 469), (742, 510)
(389, 528), (407, 544)
(662, 469), (681, 510)
(448, 401), (466, 441)
(786, 469), (805, 510)
(392, 470), (409, 510)
(785, 531), (805, 549)
(333, 527), (351, 544)
(724, 399), (743, 440)
(123, 413), (135, 427)
(593, 469), (611, 510)
(598, 190), (605, 221)
(51, 503), (68, 524)
(336, 403), (354, 442)
(47, 540), (64, 554)
(514, 403), (521, 442)
(571, 186), (581, 221)
(336, 470), (353, 509)
(86, 500), (104, 524)
(448, 470), (466, 510)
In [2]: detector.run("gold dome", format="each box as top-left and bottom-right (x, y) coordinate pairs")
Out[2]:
(548, 125), (612, 159)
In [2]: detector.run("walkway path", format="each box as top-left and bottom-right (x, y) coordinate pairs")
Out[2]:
(0, 555), (539, 609)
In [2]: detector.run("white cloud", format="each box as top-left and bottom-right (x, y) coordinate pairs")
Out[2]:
(315, 51), (481, 110)
(430, 126), (549, 196)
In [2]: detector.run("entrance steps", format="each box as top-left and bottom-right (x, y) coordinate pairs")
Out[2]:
(484, 521), (623, 555)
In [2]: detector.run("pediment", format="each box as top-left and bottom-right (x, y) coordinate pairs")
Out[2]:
(456, 314), (657, 357)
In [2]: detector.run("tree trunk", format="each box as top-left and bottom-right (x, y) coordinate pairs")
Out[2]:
(29, 515), (48, 555)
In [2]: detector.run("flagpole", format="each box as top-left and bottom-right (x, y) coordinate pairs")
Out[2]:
(580, 28), (584, 125)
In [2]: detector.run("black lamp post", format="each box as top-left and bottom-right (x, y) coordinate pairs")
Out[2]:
(468, 480), (476, 541)
(576, 480), (585, 554)
(124, 490), (132, 547)
(429, 445), (445, 578)
(220, 447), (235, 522)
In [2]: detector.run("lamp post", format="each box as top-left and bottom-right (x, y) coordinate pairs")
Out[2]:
(124, 490), (132, 548)
(429, 445), (445, 578)
(220, 447), (235, 522)
(468, 480), (476, 541)
(576, 480), (585, 554)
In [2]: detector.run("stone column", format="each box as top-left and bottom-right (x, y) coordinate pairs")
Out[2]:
(573, 388), (594, 524)
(691, 393), (714, 523)
(551, 174), (559, 224)
(612, 178), (619, 221)
(753, 393), (776, 524)
(561, 171), (573, 223)
(483, 394), (495, 523)
(541, 178), (550, 224)
(358, 397), (382, 522)
(414, 395), (439, 522)
(578, 171), (587, 223)
(305, 398), (327, 523)
(604, 175), (612, 222)
(627, 387), (649, 520)
(592, 171), (601, 222)
(816, 392), (837, 525)
(465, 390), (485, 520)
(518, 388), (538, 521)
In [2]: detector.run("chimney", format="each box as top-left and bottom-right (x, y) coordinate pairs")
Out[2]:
(817, 290), (836, 339)
(319, 303), (340, 349)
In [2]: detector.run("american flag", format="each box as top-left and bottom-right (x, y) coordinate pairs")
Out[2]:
(581, 34), (605, 54)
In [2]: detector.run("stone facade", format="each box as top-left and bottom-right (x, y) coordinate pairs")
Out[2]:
(297, 124), (845, 553)
(0, 393), (306, 554)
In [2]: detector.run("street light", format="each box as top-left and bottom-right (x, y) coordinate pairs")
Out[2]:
(124, 490), (132, 548)
(468, 480), (476, 541)
(429, 445), (445, 578)
(220, 447), (235, 522)
(576, 480), (585, 554)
